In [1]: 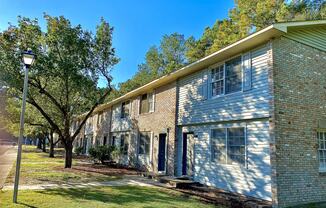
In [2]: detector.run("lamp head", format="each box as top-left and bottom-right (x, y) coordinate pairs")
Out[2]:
(22, 50), (36, 68)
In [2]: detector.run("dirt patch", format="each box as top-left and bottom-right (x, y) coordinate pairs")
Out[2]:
(175, 184), (272, 208)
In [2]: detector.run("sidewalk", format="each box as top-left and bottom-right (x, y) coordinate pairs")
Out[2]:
(3, 175), (171, 191)
(0, 145), (17, 188)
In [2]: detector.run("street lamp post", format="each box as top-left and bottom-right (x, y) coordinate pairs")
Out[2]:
(13, 50), (35, 203)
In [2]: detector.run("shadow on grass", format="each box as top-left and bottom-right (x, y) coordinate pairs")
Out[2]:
(18, 202), (37, 208)
(37, 186), (192, 206)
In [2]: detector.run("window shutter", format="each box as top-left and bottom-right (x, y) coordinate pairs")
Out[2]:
(137, 96), (140, 116)
(242, 52), (252, 91)
(150, 132), (154, 163)
(201, 70), (208, 100)
(149, 91), (155, 112)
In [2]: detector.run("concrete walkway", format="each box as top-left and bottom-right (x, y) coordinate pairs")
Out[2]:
(3, 175), (171, 191)
(0, 145), (17, 188)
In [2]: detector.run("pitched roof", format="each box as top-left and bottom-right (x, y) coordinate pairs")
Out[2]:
(91, 20), (326, 114)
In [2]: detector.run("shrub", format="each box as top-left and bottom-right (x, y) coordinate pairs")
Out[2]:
(88, 145), (117, 164)
(74, 146), (83, 156)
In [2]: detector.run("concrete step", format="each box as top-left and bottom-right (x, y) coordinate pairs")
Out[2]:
(158, 176), (200, 189)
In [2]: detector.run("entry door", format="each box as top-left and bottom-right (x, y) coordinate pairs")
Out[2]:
(182, 133), (195, 177)
(158, 134), (167, 172)
(82, 137), (87, 154)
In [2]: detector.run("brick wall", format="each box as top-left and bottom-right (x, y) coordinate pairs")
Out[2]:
(271, 36), (326, 207)
(131, 81), (177, 175)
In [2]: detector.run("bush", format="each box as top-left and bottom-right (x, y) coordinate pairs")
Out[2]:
(88, 145), (117, 164)
(74, 147), (83, 156)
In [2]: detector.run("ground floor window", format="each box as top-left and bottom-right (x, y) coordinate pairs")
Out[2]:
(318, 131), (326, 172)
(211, 127), (246, 166)
(120, 134), (129, 155)
(139, 132), (151, 155)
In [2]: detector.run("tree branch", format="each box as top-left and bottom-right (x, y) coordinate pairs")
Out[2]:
(27, 96), (63, 140)
(71, 86), (112, 140)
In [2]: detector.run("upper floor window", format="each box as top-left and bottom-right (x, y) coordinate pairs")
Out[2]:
(225, 56), (242, 94)
(210, 56), (245, 97)
(121, 101), (130, 118)
(318, 131), (326, 172)
(211, 127), (246, 166)
(138, 132), (151, 155)
(211, 65), (224, 97)
(97, 112), (103, 126)
(140, 92), (154, 114)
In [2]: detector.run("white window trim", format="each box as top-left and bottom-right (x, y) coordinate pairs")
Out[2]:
(138, 131), (151, 156)
(210, 53), (251, 99)
(139, 92), (155, 115)
(210, 126), (247, 168)
(120, 100), (131, 119)
(318, 130), (326, 172)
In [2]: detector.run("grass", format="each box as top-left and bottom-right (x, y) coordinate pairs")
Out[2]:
(1, 146), (221, 207)
(5, 145), (120, 185)
(0, 185), (218, 208)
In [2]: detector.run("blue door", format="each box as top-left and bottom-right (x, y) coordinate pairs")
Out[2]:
(158, 134), (166, 172)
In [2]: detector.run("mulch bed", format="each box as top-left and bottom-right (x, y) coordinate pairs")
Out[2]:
(174, 184), (272, 208)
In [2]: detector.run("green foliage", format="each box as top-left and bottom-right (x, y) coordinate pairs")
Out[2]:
(0, 14), (119, 167)
(74, 146), (83, 156)
(105, 33), (187, 102)
(88, 145), (117, 164)
(105, 0), (326, 104)
(186, 0), (326, 61)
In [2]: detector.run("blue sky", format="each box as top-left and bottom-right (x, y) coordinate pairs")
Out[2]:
(0, 0), (234, 86)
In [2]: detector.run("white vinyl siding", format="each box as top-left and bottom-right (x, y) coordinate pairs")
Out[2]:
(178, 120), (272, 200)
(178, 44), (271, 125)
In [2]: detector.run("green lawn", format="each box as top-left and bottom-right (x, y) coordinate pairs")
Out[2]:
(5, 145), (120, 185)
(2, 146), (220, 208)
(0, 186), (217, 208)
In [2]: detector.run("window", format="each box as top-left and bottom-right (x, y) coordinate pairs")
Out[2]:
(121, 101), (130, 118)
(225, 56), (242, 94)
(138, 132), (151, 155)
(120, 134), (129, 155)
(97, 112), (103, 126)
(210, 56), (243, 97)
(95, 136), (100, 146)
(211, 65), (224, 97)
(318, 131), (326, 172)
(211, 127), (246, 166)
(211, 129), (226, 163)
(140, 92), (154, 114)
(111, 136), (116, 147)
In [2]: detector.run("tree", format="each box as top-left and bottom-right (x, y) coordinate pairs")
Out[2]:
(111, 32), (187, 97)
(186, 0), (326, 62)
(0, 15), (119, 168)
(3, 95), (60, 157)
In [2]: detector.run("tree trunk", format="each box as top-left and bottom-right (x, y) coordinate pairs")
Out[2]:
(37, 138), (42, 149)
(64, 141), (73, 168)
(42, 137), (46, 153)
(49, 133), (54, 158)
